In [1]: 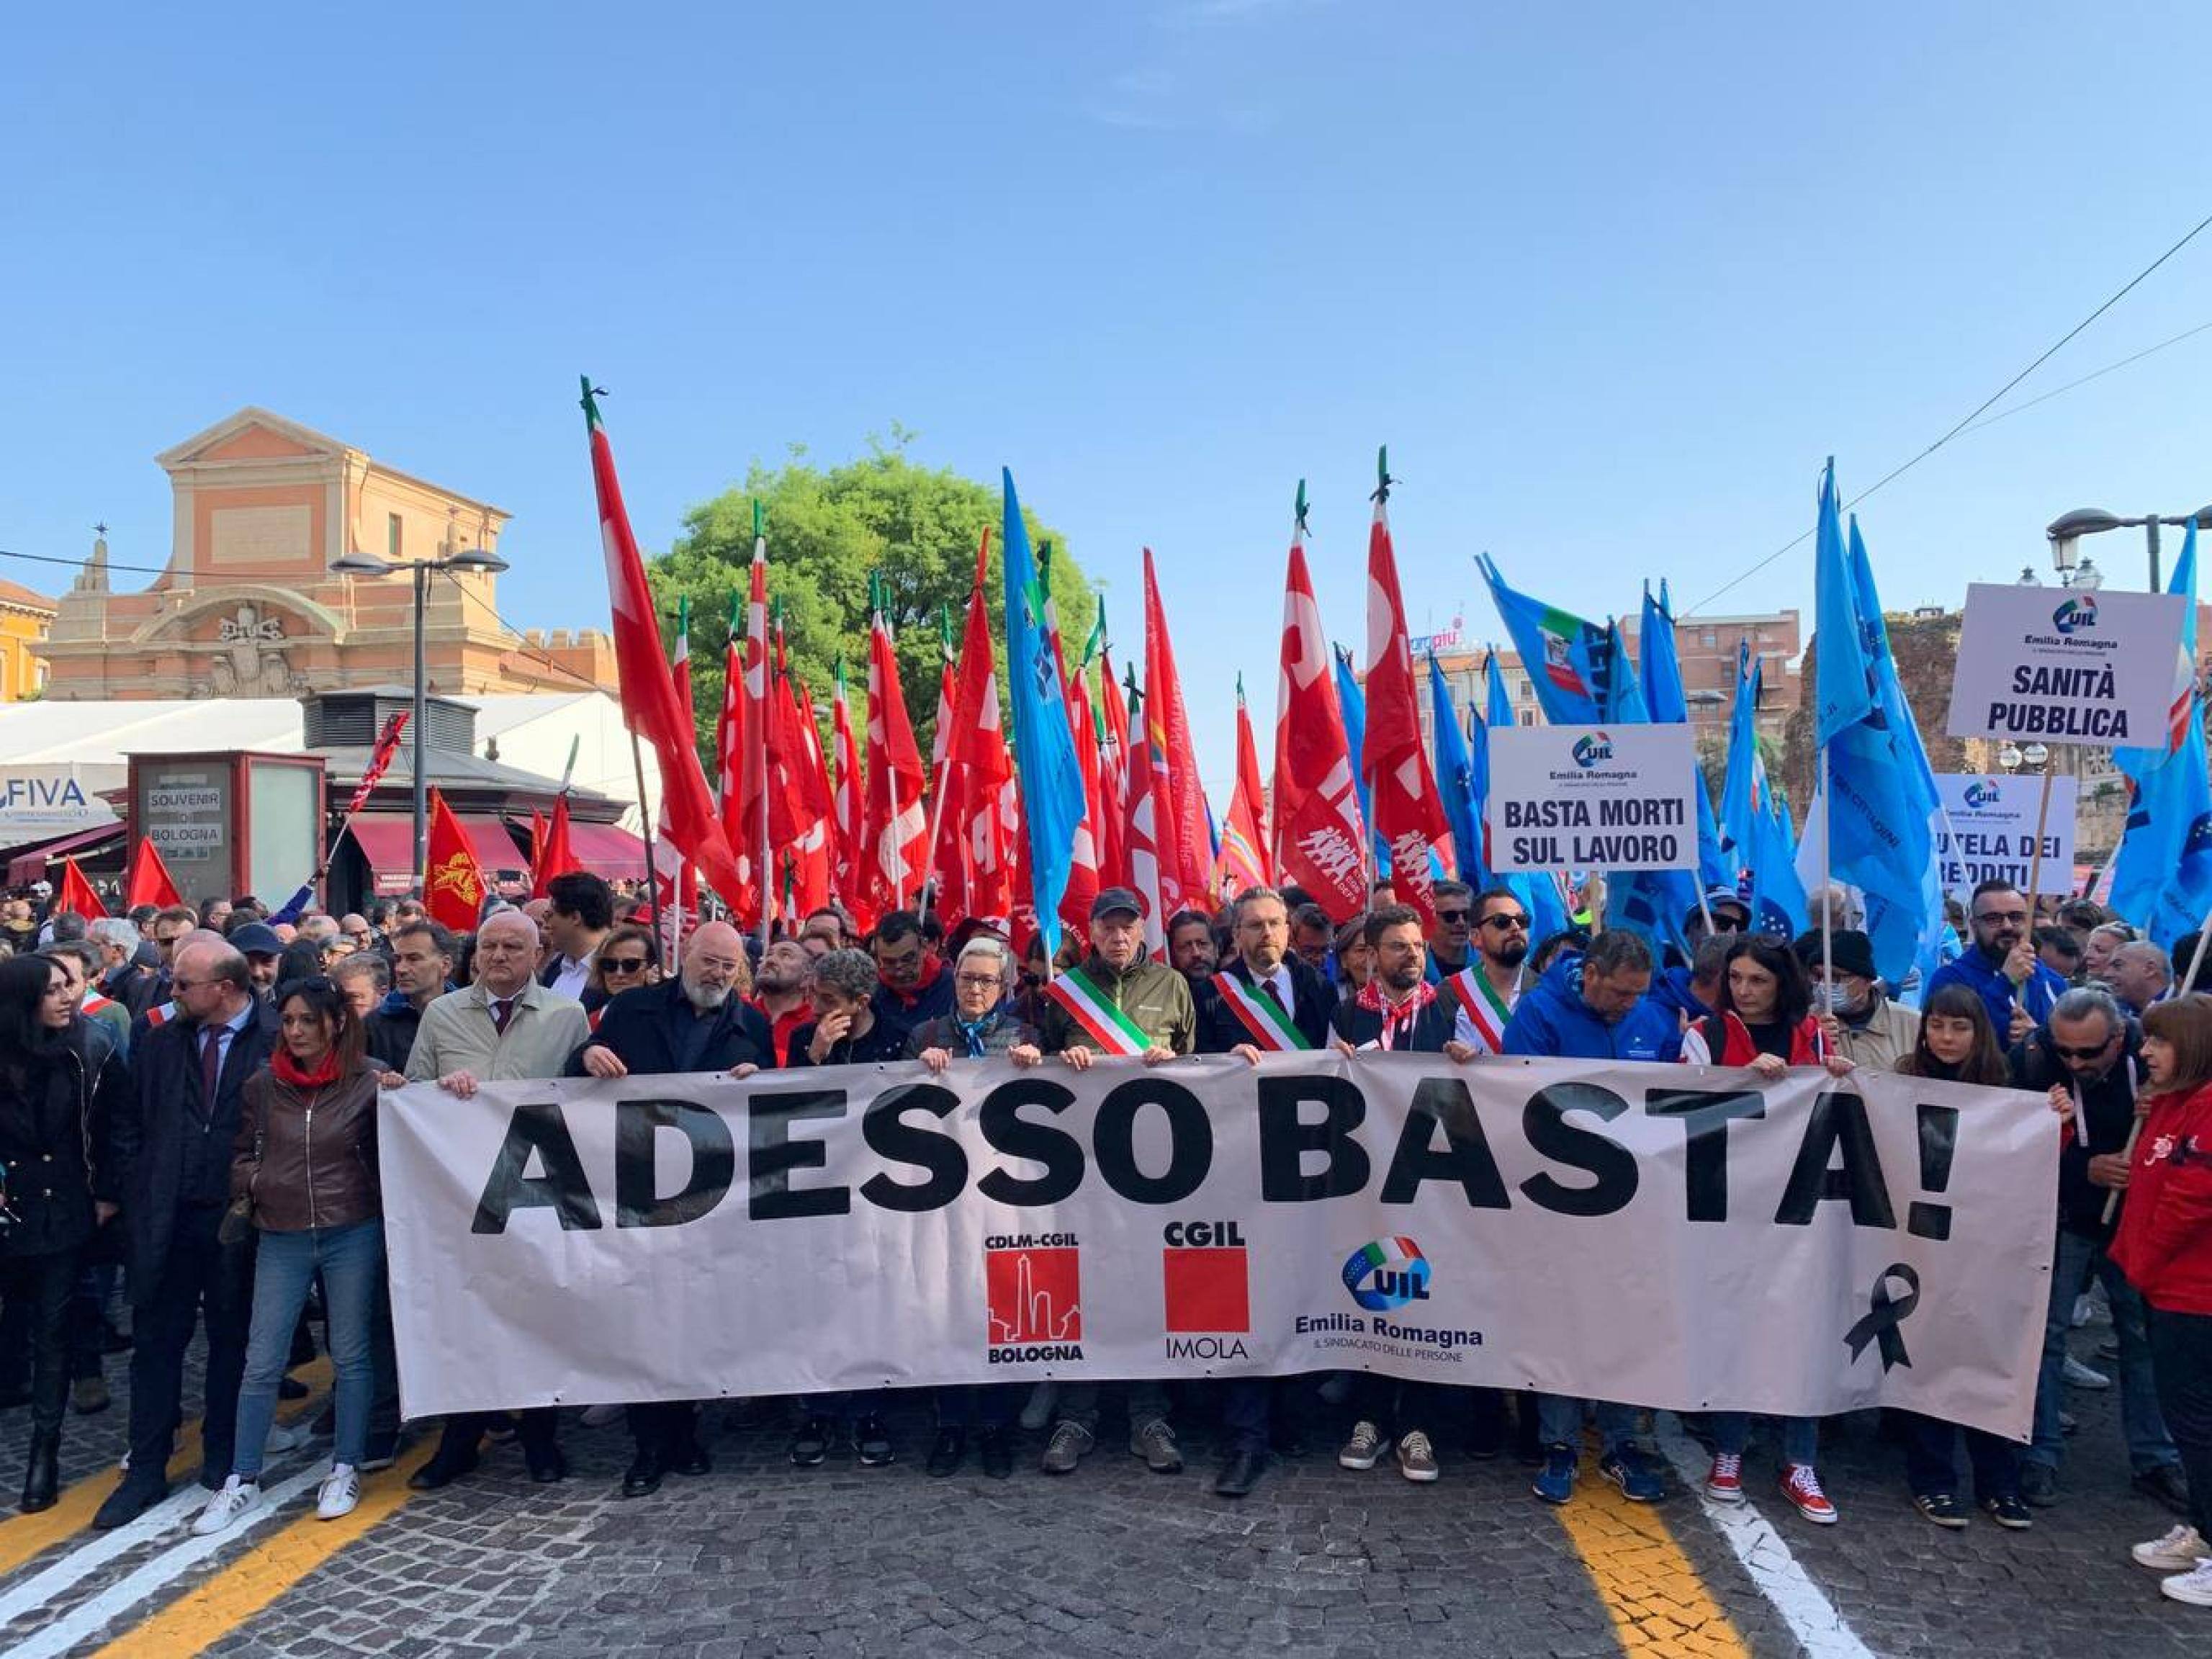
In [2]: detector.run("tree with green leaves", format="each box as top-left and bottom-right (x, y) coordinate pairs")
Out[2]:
(649, 436), (1098, 762)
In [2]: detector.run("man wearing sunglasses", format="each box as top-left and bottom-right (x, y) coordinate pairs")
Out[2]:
(1437, 887), (1534, 1057)
(2008, 986), (2188, 1514)
(1923, 878), (2066, 1044)
(1421, 880), (1475, 984)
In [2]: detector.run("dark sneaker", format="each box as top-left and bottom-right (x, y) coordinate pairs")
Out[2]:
(1600, 1445), (1665, 1503)
(1914, 1491), (1970, 1529)
(926, 1427), (965, 1478)
(977, 1427), (1014, 1480)
(1337, 1421), (1390, 1471)
(788, 1416), (832, 1467)
(2019, 1462), (2059, 1508)
(1983, 1493), (2033, 1530)
(92, 1473), (168, 1530)
(71, 1376), (110, 1416)
(1041, 1421), (1094, 1475)
(1130, 1416), (1183, 1474)
(2134, 1463), (2192, 1516)
(855, 1416), (895, 1467)
(1532, 1444), (1577, 1504)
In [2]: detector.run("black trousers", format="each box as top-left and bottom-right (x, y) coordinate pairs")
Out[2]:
(2148, 1305), (2212, 1537)
(126, 1207), (254, 1484)
(1903, 1413), (2021, 1501)
(434, 1408), (559, 1462)
(0, 1249), (82, 1441)
(626, 1401), (701, 1460)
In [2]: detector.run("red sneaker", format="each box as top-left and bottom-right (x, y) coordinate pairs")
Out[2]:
(1705, 1451), (1744, 1502)
(1781, 1462), (1838, 1524)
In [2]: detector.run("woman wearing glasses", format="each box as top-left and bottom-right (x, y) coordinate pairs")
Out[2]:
(194, 976), (384, 1534)
(585, 925), (662, 1027)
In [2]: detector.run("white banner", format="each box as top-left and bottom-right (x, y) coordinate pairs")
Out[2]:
(1485, 723), (1699, 872)
(1946, 581), (2187, 744)
(381, 1054), (2056, 1440)
(1934, 772), (2077, 902)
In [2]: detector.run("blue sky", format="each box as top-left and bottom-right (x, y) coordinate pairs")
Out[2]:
(6, 1), (2210, 787)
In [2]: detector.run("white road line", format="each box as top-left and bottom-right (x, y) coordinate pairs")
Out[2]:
(2, 1462), (328, 1659)
(1656, 1421), (1878, 1659)
(0, 1483), (205, 1628)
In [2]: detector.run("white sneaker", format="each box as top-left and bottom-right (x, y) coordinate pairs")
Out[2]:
(579, 1403), (624, 1429)
(316, 1464), (360, 1521)
(2062, 1356), (2110, 1390)
(2135, 1524), (2210, 1572)
(264, 1420), (312, 1455)
(190, 1475), (261, 1537)
(2162, 1558), (2212, 1607)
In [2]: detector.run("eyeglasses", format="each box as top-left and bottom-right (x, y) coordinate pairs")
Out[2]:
(1480, 914), (1531, 932)
(2051, 1040), (2116, 1061)
(601, 957), (652, 976)
(955, 974), (1003, 989)
(1434, 908), (1470, 923)
(1973, 909), (2029, 927)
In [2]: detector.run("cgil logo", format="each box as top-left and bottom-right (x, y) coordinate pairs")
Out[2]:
(2051, 595), (2100, 636)
(1341, 1236), (1431, 1311)
(1570, 731), (1614, 768)
(1964, 779), (2001, 809)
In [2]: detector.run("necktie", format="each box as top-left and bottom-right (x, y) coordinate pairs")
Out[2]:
(490, 998), (513, 1036)
(199, 1025), (224, 1102)
(1262, 972), (1290, 1015)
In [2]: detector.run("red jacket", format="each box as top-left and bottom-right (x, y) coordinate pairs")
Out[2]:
(1694, 1011), (1825, 1068)
(2111, 1080), (2212, 1316)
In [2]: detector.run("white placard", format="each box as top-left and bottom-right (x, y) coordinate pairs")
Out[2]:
(0, 766), (122, 837)
(1934, 773), (2078, 902)
(1484, 722), (1699, 871)
(1945, 582), (2187, 745)
(382, 1055), (2054, 1442)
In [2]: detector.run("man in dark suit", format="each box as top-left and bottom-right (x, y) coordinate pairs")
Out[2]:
(94, 940), (277, 1527)
(568, 920), (770, 1496)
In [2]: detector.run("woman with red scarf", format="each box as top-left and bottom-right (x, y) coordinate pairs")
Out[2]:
(193, 976), (385, 1536)
(1680, 935), (1853, 1526)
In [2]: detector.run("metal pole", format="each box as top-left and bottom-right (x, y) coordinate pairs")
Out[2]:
(2148, 517), (2163, 593)
(412, 562), (430, 894)
(631, 729), (665, 950)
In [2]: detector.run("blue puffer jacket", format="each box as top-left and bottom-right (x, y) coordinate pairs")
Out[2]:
(1502, 957), (1682, 1062)
(1647, 965), (1712, 1028)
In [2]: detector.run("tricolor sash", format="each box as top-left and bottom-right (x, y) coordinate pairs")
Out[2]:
(1212, 971), (1312, 1051)
(145, 1000), (177, 1029)
(1042, 966), (1151, 1057)
(83, 992), (117, 1018)
(1442, 967), (1516, 1054)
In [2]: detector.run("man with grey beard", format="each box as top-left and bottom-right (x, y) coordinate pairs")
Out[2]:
(570, 920), (770, 1496)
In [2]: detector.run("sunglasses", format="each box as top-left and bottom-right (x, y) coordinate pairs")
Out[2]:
(1480, 914), (1531, 932)
(2051, 1040), (2115, 1061)
(1434, 909), (1470, 924)
(601, 957), (652, 976)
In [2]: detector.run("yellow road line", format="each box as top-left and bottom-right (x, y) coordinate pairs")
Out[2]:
(1550, 1464), (1750, 1656)
(88, 1438), (435, 1659)
(0, 1358), (333, 1578)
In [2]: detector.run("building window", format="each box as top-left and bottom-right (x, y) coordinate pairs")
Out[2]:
(1701, 631), (1717, 649)
(387, 513), (403, 559)
(1519, 680), (1533, 702)
(1520, 710), (1535, 726)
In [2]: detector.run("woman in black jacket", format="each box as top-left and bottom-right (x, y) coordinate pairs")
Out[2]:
(0, 952), (125, 1511)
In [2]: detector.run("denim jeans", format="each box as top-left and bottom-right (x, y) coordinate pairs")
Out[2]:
(233, 1220), (382, 1477)
(1710, 1413), (1819, 1466)
(2029, 1229), (2177, 1474)
(1537, 1395), (1642, 1456)
(2147, 1307), (2212, 1537)
(1905, 1414), (2020, 1501)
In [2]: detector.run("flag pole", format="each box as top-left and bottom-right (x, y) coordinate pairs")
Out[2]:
(755, 502), (773, 953)
(1820, 743), (1834, 994)
(629, 728), (665, 951)
(2023, 758), (2057, 925)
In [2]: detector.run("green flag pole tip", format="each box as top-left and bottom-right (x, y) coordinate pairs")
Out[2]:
(752, 498), (765, 539)
(579, 377), (606, 431)
(1372, 446), (1393, 503)
(1294, 478), (1310, 533)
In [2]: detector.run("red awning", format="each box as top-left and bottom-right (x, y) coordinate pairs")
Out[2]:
(458, 815), (527, 878)
(565, 821), (652, 882)
(5, 822), (125, 889)
(341, 814), (526, 895)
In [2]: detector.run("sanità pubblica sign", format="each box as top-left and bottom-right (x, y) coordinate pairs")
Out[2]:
(1946, 583), (2188, 745)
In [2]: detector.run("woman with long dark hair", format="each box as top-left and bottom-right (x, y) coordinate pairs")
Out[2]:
(0, 953), (125, 1511)
(193, 977), (385, 1534)
(1680, 935), (1851, 1525)
(1890, 984), (2031, 1528)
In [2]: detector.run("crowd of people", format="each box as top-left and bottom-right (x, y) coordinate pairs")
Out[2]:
(0, 868), (2206, 1609)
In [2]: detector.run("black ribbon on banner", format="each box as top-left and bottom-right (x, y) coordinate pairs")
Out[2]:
(1843, 1263), (1920, 1370)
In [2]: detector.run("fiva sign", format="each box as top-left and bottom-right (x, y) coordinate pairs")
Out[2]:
(0, 768), (121, 834)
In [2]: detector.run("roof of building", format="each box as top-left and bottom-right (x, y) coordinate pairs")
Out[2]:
(0, 577), (58, 613)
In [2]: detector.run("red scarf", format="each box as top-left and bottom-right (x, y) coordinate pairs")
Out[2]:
(272, 1046), (344, 1089)
(878, 951), (945, 1009)
(1354, 979), (1438, 1049)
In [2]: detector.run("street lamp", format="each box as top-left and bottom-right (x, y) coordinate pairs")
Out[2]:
(331, 534), (510, 889)
(2047, 504), (2212, 592)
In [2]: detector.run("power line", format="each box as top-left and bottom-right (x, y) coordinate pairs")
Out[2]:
(1683, 210), (2212, 617)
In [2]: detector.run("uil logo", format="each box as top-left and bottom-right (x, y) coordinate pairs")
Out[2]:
(1964, 780), (2000, 810)
(1342, 1237), (1431, 1311)
(2052, 595), (2099, 636)
(1571, 732), (1614, 768)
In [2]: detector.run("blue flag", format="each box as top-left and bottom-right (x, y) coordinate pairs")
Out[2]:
(1812, 458), (1946, 984)
(1719, 641), (1807, 938)
(1335, 644), (1388, 876)
(1476, 554), (1612, 724)
(1599, 618), (1702, 951)
(2111, 521), (2212, 945)
(1483, 649), (1570, 941)
(1000, 469), (1087, 961)
(1639, 580), (1732, 893)
(1428, 652), (1485, 886)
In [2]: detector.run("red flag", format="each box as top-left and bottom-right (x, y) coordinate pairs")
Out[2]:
(655, 596), (701, 938)
(790, 675), (834, 917)
(582, 381), (747, 904)
(735, 506), (771, 921)
(1215, 678), (1272, 899)
(943, 537), (1015, 927)
(54, 856), (107, 920)
(424, 788), (485, 933)
(830, 659), (873, 932)
(714, 590), (745, 848)
(1272, 490), (1367, 920)
(863, 577), (927, 917)
(344, 712), (410, 816)
(1120, 675), (1167, 953)
(1359, 451), (1451, 927)
(123, 835), (184, 911)
(1035, 544), (1100, 933)
(534, 793), (580, 899)
(1141, 549), (1210, 913)
(1095, 640), (1133, 890)
(926, 559), (974, 927)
